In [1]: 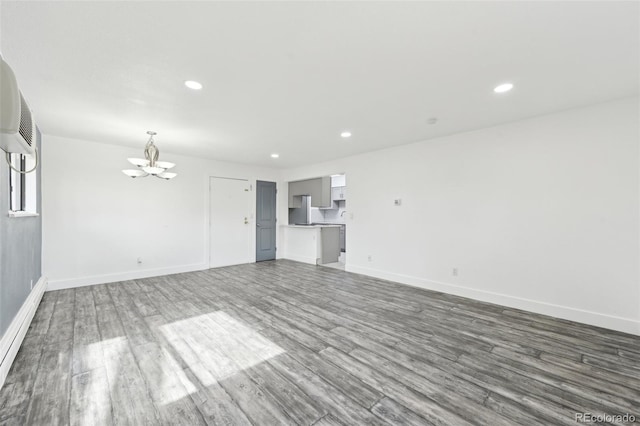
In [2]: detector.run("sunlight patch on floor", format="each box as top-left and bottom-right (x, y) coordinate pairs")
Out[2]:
(159, 311), (285, 388)
(72, 313), (284, 410)
(85, 337), (128, 424)
(140, 343), (199, 406)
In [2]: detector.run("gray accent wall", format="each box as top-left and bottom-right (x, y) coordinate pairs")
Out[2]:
(0, 129), (42, 338)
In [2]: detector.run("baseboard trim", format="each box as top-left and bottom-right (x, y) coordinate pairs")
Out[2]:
(47, 263), (209, 291)
(346, 264), (640, 336)
(283, 254), (318, 265)
(0, 276), (47, 389)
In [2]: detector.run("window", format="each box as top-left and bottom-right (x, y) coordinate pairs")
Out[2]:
(8, 151), (37, 215)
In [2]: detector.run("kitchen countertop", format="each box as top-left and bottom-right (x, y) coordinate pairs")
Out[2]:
(283, 224), (342, 228)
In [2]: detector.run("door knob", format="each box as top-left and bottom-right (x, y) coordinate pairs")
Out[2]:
(256, 223), (261, 227)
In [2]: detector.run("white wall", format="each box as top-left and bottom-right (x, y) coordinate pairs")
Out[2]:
(279, 97), (640, 334)
(43, 135), (279, 290)
(42, 98), (640, 335)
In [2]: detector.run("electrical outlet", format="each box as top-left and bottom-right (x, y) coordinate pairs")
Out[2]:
(137, 257), (143, 264)
(452, 268), (459, 277)
(367, 255), (372, 262)
(394, 198), (402, 206)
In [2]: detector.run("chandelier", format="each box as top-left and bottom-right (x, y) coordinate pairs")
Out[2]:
(122, 131), (177, 180)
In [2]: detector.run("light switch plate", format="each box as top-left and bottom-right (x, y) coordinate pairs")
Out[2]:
(394, 198), (402, 206)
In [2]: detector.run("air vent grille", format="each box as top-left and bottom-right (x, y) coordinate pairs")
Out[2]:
(18, 93), (33, 147)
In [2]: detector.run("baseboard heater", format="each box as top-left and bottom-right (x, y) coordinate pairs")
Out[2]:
(0, 277), (47, 389)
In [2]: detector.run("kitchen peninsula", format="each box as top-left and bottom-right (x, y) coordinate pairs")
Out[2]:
(282, 224), (341, 265)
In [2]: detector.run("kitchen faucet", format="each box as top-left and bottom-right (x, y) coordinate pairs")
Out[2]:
(340, 210), (347, 217)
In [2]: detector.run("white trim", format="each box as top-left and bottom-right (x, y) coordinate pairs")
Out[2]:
(47, 263), (208, 291)
(0, 276), (47, 389)
(346, 264), (640, 336)
(7, 211), (39, 218)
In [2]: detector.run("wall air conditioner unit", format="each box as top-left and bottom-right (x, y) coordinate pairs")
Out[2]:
(0, 56), (36, 156)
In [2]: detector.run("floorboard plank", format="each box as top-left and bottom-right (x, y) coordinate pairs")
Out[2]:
(1, 259), (638, 425)
(70, 367), (113, 426)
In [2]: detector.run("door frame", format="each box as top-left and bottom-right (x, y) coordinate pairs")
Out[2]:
(255, 180), (278, 262)
(207, 176), (255, 269)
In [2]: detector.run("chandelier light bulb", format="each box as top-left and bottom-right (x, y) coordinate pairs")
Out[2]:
(122, 169), (148, 178)
(157, 172), (177, 180)
(142, 166), (165, 175)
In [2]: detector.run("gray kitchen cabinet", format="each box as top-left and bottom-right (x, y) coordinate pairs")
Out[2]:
(288, 181), (303, 208)
(320, 226), (340, 263)
(288, 177), (332, 208)
(289, 195), (303, 208)
(339, 225), (346, 252)
(312, 176), (332, 207)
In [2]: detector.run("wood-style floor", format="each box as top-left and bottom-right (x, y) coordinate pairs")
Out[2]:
(1, 260), (638, 425)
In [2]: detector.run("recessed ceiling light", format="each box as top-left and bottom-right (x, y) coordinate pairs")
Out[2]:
(184, 80), (203, 90)
(271, 153), (279, 158)
(340, 131), (352, 138)
(427, 117), (438, 125)
(494, 83), (514, 93)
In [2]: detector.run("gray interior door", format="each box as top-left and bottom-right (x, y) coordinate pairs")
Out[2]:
(256, 181), (277, 261)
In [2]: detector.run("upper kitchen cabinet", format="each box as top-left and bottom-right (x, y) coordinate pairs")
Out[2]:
(288, 176), (332, 208)
(331, 186), (347, 201)
(331, 175), (346, 187)
(329, 174), (347, 203)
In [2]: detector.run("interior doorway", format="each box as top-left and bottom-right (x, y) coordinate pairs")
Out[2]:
(256, 181), (277, 261)
(209, 177), (252, 268)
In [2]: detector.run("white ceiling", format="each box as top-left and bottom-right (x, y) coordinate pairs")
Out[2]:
(1, 1), (638, 168)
